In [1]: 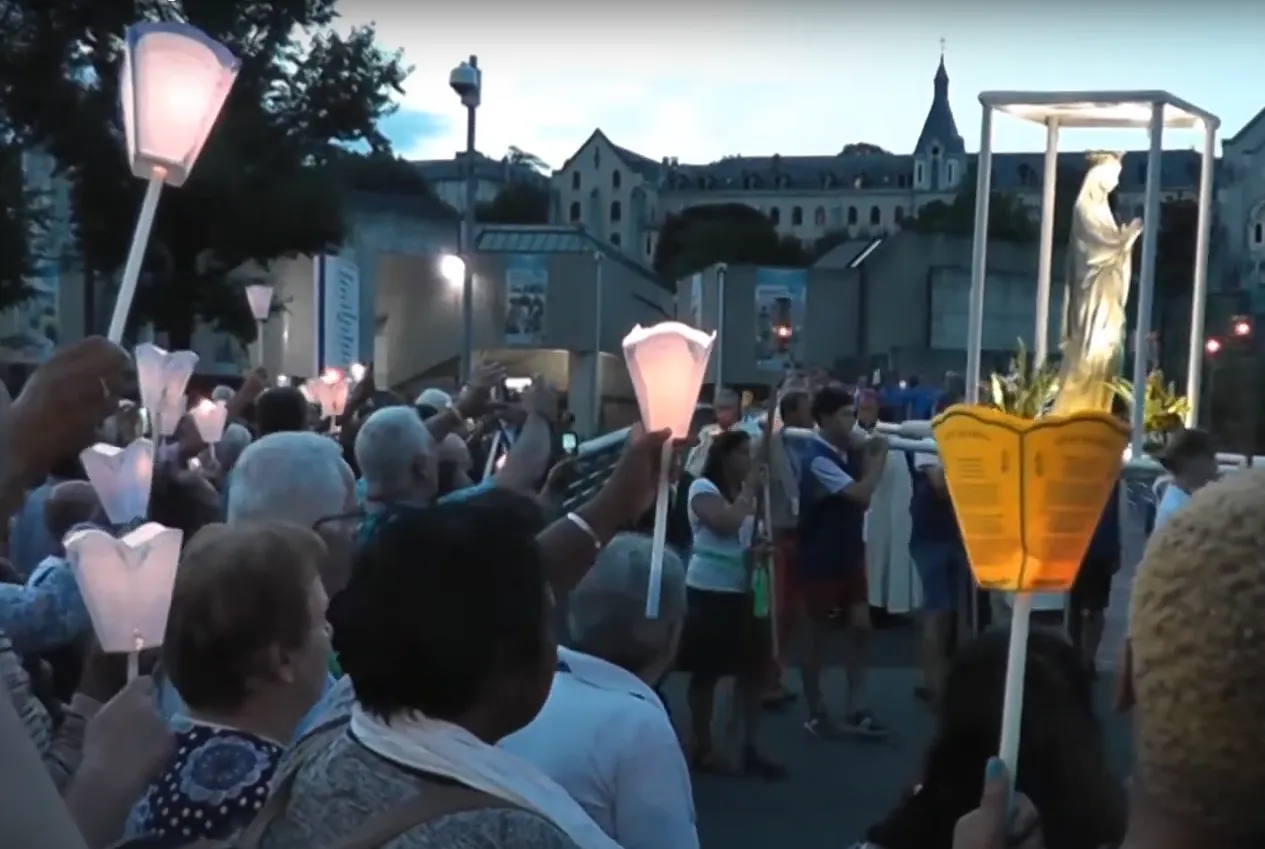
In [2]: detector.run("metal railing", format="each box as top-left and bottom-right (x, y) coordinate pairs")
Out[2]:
(564, 420), (1260, 567)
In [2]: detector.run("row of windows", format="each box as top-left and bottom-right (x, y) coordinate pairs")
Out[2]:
(571, 170), (621, 191)
(771, 204), (905, 228)
(566, 200), (906, 229)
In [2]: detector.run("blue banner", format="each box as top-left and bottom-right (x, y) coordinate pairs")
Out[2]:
(753, 267), (806, 370)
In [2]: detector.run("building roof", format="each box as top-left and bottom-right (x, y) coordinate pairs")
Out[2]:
(474, 224), (669, 291)
(412, 151), (548, 187)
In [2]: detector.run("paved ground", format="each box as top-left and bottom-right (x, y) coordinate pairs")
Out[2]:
(662, 623), (1134, 849)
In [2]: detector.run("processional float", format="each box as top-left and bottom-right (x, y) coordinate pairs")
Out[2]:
(940, 91), (1218, 783)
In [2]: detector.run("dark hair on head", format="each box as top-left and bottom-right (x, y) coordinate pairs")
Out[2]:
(865, 628), (1123, 849)
(1158, 427), (1215, 473)
(255, 387), (310, 436)
(415, 404), (439, 420)
(48, 454), (86, 482)
(148, 467), (223, 544)
(330, 490), (551, 722)
(699, 429), (750, 500)
(164, 522), (323, 712)
(778, 389), (808, 424)
(811, 385), (854, 423)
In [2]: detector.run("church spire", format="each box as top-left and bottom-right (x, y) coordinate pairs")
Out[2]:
(914, 45), (964, 155)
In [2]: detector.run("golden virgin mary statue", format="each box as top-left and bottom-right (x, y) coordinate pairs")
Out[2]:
(1052, 151), (1144, 414)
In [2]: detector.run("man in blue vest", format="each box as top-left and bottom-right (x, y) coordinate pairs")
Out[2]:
(792, 385), (891, 738)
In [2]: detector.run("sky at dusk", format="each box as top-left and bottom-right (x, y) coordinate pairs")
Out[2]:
(343, 0), (1259, 171)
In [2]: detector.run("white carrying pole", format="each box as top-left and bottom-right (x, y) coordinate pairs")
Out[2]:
(964, 108), (994, 403)
(483, 430), (502, 480)
(1130, 104), (1165, 458)
(762, 476), (779, 658)
(592, 252), (604, 435)
(644, 440), (673, 618)
(107, 175), (166, 344)
(997, 591), (1033, 778)
(1185, 122), (1217, 426)
(1033, 120), (1060, 368)
(715, 264), (727, 392)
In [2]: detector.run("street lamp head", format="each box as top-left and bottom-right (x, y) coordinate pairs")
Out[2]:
(449, 59), (482, 109)
(1206, 337), (1222, 355)
(244, 283), (274, 322)
(440, 255), (466, 287)
(1233, 316), (1252, 337)
(121, 22), (241, 187)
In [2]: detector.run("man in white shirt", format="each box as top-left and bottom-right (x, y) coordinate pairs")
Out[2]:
(501, 534), (698, 849)
(1153, 428), (1218, 532)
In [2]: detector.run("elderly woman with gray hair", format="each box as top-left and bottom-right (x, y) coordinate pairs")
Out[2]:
(501, 533), (697, 849)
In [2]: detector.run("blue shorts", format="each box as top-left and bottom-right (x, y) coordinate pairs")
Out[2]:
(912, 541), (967, 613)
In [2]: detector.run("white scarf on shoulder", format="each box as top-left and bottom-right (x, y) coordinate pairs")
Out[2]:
(349, 705), (620, 849)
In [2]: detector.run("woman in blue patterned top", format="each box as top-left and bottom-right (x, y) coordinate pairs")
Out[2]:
(125, 522), (332, 845)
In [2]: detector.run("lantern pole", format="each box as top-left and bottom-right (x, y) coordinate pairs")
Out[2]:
(107, 174), (166, 344)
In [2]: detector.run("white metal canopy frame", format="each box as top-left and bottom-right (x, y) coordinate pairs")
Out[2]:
(963, 90), (1220, 456)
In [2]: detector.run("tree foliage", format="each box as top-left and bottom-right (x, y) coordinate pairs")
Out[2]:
(504, 146), (550, 174)
(907, 163), (1036, 243)
(477, 182), (550, 225)
(0, 0), (419, 347)
(0, 142), (42, 310)
(653, 203), (808, 283)
(840, 142), (891, 156)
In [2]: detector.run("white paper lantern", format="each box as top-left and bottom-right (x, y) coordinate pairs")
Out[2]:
(188, 398), (229, 444)
(622, 322), (717, 438)
(63, 523), (184, 653)
(303, 369), (350, 419)
(79, 440), (156, 526)
(120, 22), (241, 187)
(135, 343), (199, 426)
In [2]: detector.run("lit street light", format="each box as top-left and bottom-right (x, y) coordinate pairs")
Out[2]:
(449, 55), (482, 384)
(244, 283), (273, 369)
(1205, 338), (1222, 355)
(440, 254), (466, 288)
(108, 22), (241, 344)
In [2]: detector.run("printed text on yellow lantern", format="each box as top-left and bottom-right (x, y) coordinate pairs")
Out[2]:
(931, 405), (1130, 592)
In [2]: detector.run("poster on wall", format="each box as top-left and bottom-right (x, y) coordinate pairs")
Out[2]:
(688, 272), (703, 329)
(753, 267), (807, 370)
(504, 254), (548, 346)
(315, 254), (361, 372)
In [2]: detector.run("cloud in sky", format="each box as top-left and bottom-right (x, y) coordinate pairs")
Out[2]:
(339, 0), (1259, 169)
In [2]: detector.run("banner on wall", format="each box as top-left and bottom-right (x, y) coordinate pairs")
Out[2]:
(753, 267), (806, 370)
(504, 254), (548, 346)
(315, 254), (361, 372)
(688, 272), (703, 329)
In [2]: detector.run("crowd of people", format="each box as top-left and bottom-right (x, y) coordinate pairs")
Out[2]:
(0, 335), (1254, 849)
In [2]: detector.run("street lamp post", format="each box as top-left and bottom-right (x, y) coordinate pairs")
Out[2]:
(449, 56), (481, 384)
(1204, 315), (1255, 464)
(244, 283), (273, 369)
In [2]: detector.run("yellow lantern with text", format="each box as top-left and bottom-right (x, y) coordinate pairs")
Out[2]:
(931, 405), (1129, 592)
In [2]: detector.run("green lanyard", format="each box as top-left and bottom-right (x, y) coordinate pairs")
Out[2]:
(693, 548), (770, 620)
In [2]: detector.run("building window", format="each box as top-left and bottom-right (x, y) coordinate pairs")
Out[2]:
(915, 163), (925, 186)
(946, 160), (957, 187)
(895, 206), (905, 224)
(571, 172), (580, 190)
(610, 201), (622, 222)
(1254, 221), (1265, 247)
(814, 207), (826, 226)
(593, 148), (601, 168)
(645, 236), (653, 256)
(769, 207), (781, 225)
(612, 169), (622, 189)
(847, 206), (858, 225)
(791, 206), (803, 226)
(611, 232), (621, 246)
(869, 206), (881, 226)
(569, 201), (581, 222)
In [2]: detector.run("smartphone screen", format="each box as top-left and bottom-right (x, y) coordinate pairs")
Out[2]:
(561, 432), (578, 454)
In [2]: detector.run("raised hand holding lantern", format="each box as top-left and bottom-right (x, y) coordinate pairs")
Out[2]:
(189, 399), (228, 444)
(135, 343), (199, 437)
(64, 523), (184, 680)
(304, 368), (350, 422)
(80, 440), (157, 526)
(108, 23), (241, 344)
(623, 321), (716, 617)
